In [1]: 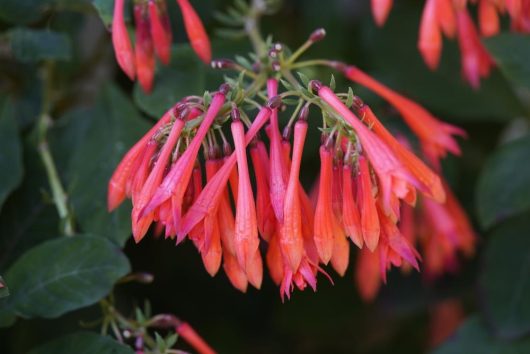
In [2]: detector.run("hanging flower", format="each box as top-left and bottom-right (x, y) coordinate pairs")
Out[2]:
(370, 0), (529, 87)
(111, 0), (211, 92)
(108, 28), (476, 300)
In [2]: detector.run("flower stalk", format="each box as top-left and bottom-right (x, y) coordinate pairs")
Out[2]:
(37, 62), (75, 236)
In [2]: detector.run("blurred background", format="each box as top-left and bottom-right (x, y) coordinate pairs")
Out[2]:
(1, 0), (529, 353)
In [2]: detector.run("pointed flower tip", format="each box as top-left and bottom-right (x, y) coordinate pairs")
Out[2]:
(107, 189), (123, 212)
(419, 44), (441, 71)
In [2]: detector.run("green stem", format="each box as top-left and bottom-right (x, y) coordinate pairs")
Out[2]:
(245, 0), (267, 59)
(37, 62), (75, 236)
(288, 59), (332, 70)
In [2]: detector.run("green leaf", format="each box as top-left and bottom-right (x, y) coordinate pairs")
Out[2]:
(155, 332), (166, 352)
(0, 0), (54, 25)
(9, 28), (72, 63)
(91, 0), (114, 28)
(329, 74), (336, 91)
(90, 0), (131, 28)
(67, 85), (150, 245)
(166, 333), (178, 348)
(0, 99), (23, 211)
(432, 316), (530, 354)
(134, 45), (207, 118)
(0, 276), (8, 298)
(478, 215), (530, 339)
(28, 332), (134, 354)
(297, 72), (310, 87)
(0, 139), (59, 270)
(484, 34), (530, 92)
(345, 87), (354, 108)
(1, 235), (130, 319)
(476, 135), (530, 228)
(0, 64), (42, 129)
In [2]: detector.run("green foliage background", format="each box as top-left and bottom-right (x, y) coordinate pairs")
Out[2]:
(0, 0), (530, 353)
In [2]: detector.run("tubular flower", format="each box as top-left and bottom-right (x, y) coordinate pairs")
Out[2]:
(280, 119), (307, 272)
(314, 145), (340, 264)
(418, 182), (476, 278)
(371, 0), (529, 87)
(342, 160), (362, 248)
(316, 83), (439, 219)
(341, 65), (465, 166)
(231, 114), (263, 289)
(111, 0), (211, 92)
(250, 140), (276, 241)
(175, 322), (217, 354)
(371, 0), (394, 26)
(176, 0), (212, 64)
(108, 29), (476, 300)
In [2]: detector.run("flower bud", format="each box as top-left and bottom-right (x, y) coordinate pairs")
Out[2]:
(309, 28), (326, 43)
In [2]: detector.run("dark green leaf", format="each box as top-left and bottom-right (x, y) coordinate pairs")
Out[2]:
(0, 64), (42, 129)
(478, 215), (530, 339)
(484, 34), (530, 92)
(0, 99), (23, 211)
(28, 332), (134, 354)
(432, 316), (530, 354)
(476, 135), (530, 228)
(2, 235), (130, 318)
(9, 28), (72, 63)
(90, 0), (131, 28)
(0, 139), (59, 270)
(67, 85), (150, 245)
(134, 45), (207, 118)
(0, 0), (54, 25)
(0, 308), (16, 328)
(49, 107), (94, 182)
(91, 0), (114, 28)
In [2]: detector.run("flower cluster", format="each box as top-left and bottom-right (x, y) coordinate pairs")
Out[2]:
(371, 0), (530, 88)
(112, 0), (211, 92)
(108, 30), (476, 301)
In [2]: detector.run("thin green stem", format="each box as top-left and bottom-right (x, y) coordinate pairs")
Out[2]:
(288, 59), (332, 70)
(286, 99), (304, 129)
(285, 40), (313, 66)
(37, 62), (75, 236)
(233, 64), (259, 79)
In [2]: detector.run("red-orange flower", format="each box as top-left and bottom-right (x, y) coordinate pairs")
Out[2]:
(232, 116), (262, 289)
(250, 140), (276, 241)
(314, 144), (341, 264)
(316, 83), (434, 219)
(342, 65), (466, 165)
(112, 0), (136, 80)
(140, 88), (228, 238)
(175, 322), (217, 354)
(280, 119), (307, 272)
(357, 155), (380, 251)
(111, 0), (210, 92)
(342, 161), (363, 248)
(176, 0), (212, 64)
(370, 0), (527, 87)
